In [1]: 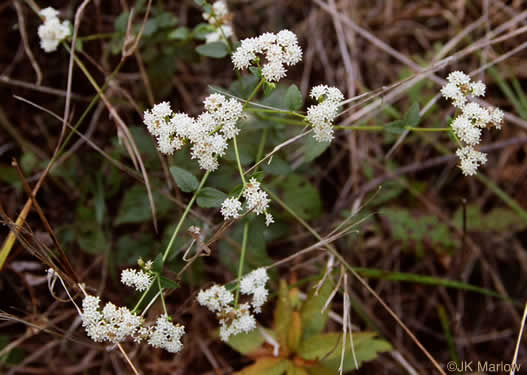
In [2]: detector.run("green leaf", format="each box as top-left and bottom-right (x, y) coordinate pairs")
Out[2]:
(264, 81), (276, 97)
(192, 23), (216, 40)
(305, 366), (337, 375)
(116, 233), (154, 265)
(196, 42), (229, 58)
(77, 225), (108, 255)
(298, 332), (392, 372)
(303, 135), (330, 163)
(169, 27), (190, 40)
(249, 66), (262, 78)
(115, 185), (170, 225)
(384, 119), (405, 134)
(226, 329), (266, 355)
(404, 102), (420, 127)
(285, 84), (303, 111)
(263, 156), (292, 176)
(142, 19), (159, 37)
(286, 363), (309, 375)
(197, 187), (227, 208)
(233, 358), (289, 375)
(274, 280), (293, 350)
(159, 275), (179, 289)
(288, 312), (302, 352)
(300, 276), (334, 339)
(155, 12), (178, 28)
(281, 175), (322, 220)
(170, 166), (199, 193)
(152, 253), (163, 273)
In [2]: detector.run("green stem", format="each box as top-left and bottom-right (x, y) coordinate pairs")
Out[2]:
(234, 221), (249, 308)
(233, 135), (246, 186)
(157, 276), (168, 315)
(161, 171), (210, 264)
(243, 78), (265, 111)
(246, 107), (305, 118)
(255, 128), (268, 167)
(131, 280), (154, 313)
(404, 127), (451, 132)
(78, 32), (118, 41)
(335, 125), (384, 131)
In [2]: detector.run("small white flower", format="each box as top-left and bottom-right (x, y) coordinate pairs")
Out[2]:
(221, 197), (243, 220)
(148, 314), (185, 353)
(265, 212), (274, 226)
(490, 107), (504, 129)
(40, 7), (60, 21)
(121, 268), (153, 292)
(306, 85), (343, 143)
(447, 71), (471, 86)
(232, 30), (302, 82)
(80, 295), (144, 344)
(38, 9), (71, 53)
(218, 304), (256, 341)
(197, 285), (234, 313)
(203, 1), (229, 23)
(243, 178), (271, 215)
(451, 115), (481, 146)
(240, 268), (269, 313)
(456, 146), (487, 176)
(206, 25), (233, 44)
(470, 81), (486, 97)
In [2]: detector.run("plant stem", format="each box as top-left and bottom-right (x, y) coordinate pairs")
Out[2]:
(233, 135), (246, 186)
(243, 78), (265, 111)
(157, 276), (168, 315)
(234, 221), (249, 308)
(255, 128), (268, 166)
(161, 171), (210, 265)
(131, 281), (154, 313)
(404, 127), (451, 132)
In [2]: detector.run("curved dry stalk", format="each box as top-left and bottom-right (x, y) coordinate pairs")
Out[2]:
(14, 0), (42, 85)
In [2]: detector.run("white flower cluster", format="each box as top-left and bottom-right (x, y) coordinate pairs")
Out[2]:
(143, 94), (243, 171)
(197, 268), (269, 341)
(441, 71), (504, 176)
(239, 268), (269, 313)
(38, 7), (71, 53)
(220, 178), (274, 225)
(81, 295), (144, 344)
(306, 85), (344, 143)
(121, 268), (153, 292)
(81, 295), (185, 353)
(147, 314), (185, 353)
(202, 1), (233, 44)
(232, 30), (303, 82)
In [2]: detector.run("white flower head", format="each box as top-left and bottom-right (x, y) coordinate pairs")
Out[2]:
(243, 178), (271, 215)
(197, 285), (234, 313)
(148, 314), (185, 353)
(456, 146), (487, 176)
(265, 212), (274, 226)
(203, 1), (230, 24)
(306, 85), (343, 143)
(121, 268), (153, 292)
(38, 11), (71, 53)
(40, 7), (60, 21)
(80, 295), (144, 344)
(232, 30), (302, 82)
(490, 107), (504, 129)
(206, 25), (233, 44)
(240, 268), (269, 313)
(218, 304), (256, 341)
(221, 197), (243, 220)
